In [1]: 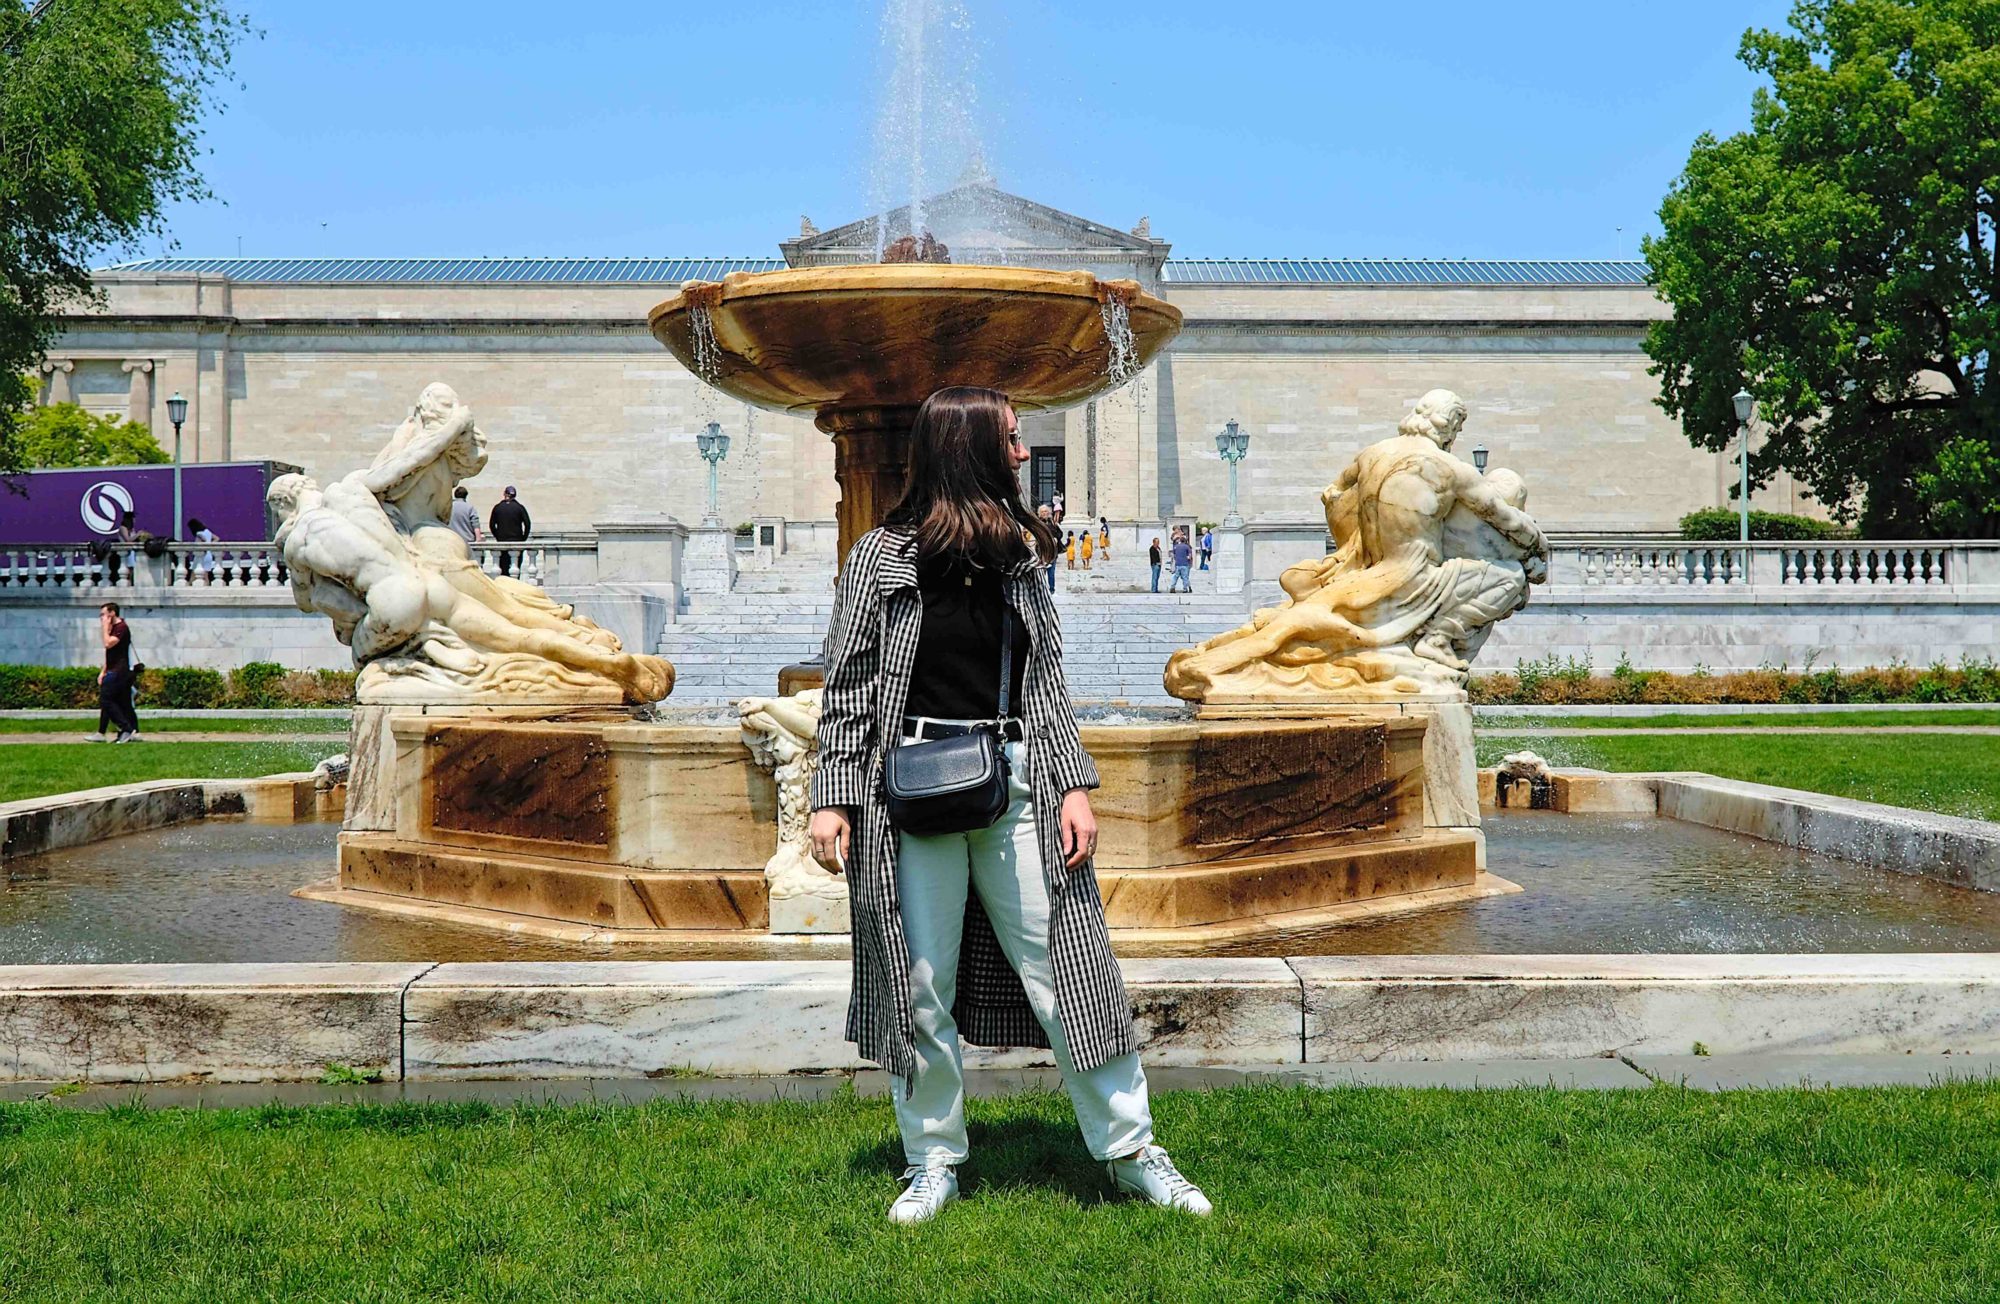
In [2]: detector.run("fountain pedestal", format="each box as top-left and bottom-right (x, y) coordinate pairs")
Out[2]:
(309, 712), (1510, 953)
(822, 406), (917, 565)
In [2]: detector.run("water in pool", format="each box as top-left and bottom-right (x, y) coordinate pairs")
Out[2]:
(6, 810), (2000, 963)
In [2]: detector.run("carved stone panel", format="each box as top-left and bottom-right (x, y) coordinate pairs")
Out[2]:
(1192, 722), (1397, 846)
(426, 726), (613, 851)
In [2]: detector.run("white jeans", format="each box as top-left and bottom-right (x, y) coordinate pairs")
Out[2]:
(892, 737), (1154, 1166)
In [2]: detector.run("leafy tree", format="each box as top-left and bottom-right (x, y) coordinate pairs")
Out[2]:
(15, 402), (167, 467)
(1644, 0), (2000, 537)
(0, 0), (246, 473)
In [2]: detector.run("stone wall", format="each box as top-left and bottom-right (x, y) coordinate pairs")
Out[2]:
(51, 269), (1808, 539)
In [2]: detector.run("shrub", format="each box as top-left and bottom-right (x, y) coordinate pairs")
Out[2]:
(1678, 508), (1849, 541)
(225, 661), (289, 708)
(0, 664), (99, 708)
(276, 669), (356, 706)
(148, 667), (225, 709)
(1469, 658), (2000, 706)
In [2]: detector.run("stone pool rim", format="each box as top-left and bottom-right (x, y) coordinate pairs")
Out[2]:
(7, 953), (2000, 1083)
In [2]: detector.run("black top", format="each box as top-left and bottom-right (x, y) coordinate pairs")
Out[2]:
(905, 555), (1029, 721)
(104, 619), (130, 674)
(1149, 542), (1162, 564)
(489, 498), (531, 541)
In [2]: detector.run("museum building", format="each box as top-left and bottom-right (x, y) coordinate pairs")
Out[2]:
(44, 183), (1805, 542)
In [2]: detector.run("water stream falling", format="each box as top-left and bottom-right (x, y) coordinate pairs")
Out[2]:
(1100, 291), (1138, 385)
(687, 302), (723, 385)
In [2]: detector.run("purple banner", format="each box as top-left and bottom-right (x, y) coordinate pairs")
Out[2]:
(0, 462), (297, 545)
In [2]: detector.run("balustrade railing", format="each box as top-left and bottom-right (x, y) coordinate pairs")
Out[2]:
(0, 533), (603, 594)
(1555, 538), (1994, 592)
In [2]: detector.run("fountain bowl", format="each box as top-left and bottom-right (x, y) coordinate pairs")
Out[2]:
(651, 263), (1182, 566)
(648, 263), (1181, 418)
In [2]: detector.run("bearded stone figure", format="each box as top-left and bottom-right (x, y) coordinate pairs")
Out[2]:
(1165, 389), (1547, 703)
(271, 383), (674, 705)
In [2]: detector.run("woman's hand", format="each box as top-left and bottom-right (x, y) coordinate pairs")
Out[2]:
(1059, 789), (1098, 868)
(809, 807), (852, 874)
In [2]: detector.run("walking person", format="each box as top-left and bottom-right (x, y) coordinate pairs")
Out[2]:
(807, 385), (1211, 1225)
(1037, 505), (1057, 592)
(488, 485), (531, 577)
(187, 517), (219, 583)
(1080, 529), (1094, 571)
(1169, 531), (1194, 592)
(449, 486), (483, 547)
(1097, 516), (1112, 562)
(95, 603), (140, 743)
(1148, 537), (1163, 593)
(1199, 526), (1214, 572)
(1065, 531), (1076, 570)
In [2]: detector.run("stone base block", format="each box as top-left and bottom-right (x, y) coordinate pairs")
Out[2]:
(0, 963), (427, 1083)
(340, 832), (769, 930)
(769, 891), (850, 934)
(1097, 830), (1478, 929)
(1293, 954), (2000, 1061)
(403, 962), (863, 1079)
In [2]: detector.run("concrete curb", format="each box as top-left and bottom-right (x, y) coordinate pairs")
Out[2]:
(0, 772), (336, 864)
(7, 955), (2000, 1084)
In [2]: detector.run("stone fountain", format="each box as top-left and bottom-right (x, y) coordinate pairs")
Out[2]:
(648, 262), (1179, 565)
(305, 265), (1528, 953)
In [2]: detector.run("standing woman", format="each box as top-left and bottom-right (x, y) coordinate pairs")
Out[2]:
(808, 386), (1211, 1225)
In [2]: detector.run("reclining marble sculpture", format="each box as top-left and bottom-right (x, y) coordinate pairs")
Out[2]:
(270, 383), (674, 704)
(1166, 389), (1547, 703)
(738, 688), (850, 933)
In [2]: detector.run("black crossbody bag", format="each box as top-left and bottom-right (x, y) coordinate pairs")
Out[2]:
(883, 610), (1014, 836)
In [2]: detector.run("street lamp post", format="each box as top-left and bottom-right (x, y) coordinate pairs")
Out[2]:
(1214, 419), (1251, 528)
(695, 421), (730, 525)
(1731, 389), (1755, 543)
(1471, 445), (1489, 473)
(166, 391), (189, 542)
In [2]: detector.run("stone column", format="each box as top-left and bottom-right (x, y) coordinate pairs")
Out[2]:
(581, 515), (686, 663)
(39, 359), (73, 405)
(684, 525), (739, 595)
(818, 406), (914, 570)
(121, 359), (155, 428)
(1212, 525), (1247, 595)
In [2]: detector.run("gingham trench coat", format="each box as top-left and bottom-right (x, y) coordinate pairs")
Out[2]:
(809, 526), (1138, 1085)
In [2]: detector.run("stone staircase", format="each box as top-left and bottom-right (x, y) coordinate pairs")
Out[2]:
(660, 572), (1248, 705)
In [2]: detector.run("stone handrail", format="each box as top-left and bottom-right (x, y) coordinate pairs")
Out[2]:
(0, 534), (603, 592)
(1550, 538), (2000, 591)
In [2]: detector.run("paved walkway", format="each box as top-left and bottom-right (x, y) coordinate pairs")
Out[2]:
(7, 1055), (1998, 1108)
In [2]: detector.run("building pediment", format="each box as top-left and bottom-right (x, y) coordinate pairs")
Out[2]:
(782, 183), (1169, 282)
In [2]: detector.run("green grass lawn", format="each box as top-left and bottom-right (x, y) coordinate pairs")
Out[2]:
(3, 1085), (1999, 1302)
(0, 713), (349, 735)
(0, 740), (346, 804)
(1487, 708), (2000, 730)
(1476, 731), (2000, 821)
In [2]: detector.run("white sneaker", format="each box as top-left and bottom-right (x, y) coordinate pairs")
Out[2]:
(1107, 1145), (1212, 1215)
(888, 1162), (959, 1225)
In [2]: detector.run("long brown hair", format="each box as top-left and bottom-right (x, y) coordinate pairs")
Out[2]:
(884, 386), (1057, 568)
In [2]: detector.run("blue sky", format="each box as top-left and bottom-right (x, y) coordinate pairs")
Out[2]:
(144, 0), (1795, 264)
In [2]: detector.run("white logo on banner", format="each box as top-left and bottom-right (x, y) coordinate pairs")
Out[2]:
(79, 481), (134, 534)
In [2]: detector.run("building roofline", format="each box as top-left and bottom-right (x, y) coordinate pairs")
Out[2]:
(96, 255), (1650, 288)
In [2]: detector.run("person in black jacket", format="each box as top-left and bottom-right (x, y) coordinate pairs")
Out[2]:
(807, 386), (1211, 1225)
(488, 485), (531, 576)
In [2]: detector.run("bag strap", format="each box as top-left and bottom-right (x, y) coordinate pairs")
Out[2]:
(996, 580), (1014, 721)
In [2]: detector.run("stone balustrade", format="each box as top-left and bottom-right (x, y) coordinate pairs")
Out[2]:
(1553, 538), (1994, 592)
(0, 534), (603, 593)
